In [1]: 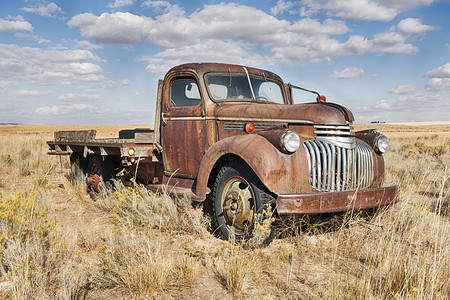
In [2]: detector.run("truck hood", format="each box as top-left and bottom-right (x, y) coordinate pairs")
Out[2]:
(215, 102), (354, 124)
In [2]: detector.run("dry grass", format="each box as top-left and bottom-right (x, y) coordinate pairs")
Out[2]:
(0, 123), (449, 299)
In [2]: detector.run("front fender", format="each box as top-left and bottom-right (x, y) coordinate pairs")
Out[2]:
(195, 134), (311, 200)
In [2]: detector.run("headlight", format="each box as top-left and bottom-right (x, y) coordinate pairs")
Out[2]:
(375, 134), (389, 154)
(282, 130), (300, 153)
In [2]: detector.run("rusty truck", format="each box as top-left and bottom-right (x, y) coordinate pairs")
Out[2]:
(47, 62), (398, 241)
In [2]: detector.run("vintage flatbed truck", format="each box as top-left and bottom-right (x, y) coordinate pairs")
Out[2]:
(48, 62), (398, 241)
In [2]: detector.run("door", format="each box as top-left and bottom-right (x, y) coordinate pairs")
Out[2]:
(161, 73), (207, 178)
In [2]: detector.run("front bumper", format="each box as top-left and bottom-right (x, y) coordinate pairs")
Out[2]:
(276, 185), (398, 215)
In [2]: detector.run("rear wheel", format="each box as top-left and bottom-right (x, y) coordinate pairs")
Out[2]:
(212, 160), (275, 243)
(86, 155), (113, 199)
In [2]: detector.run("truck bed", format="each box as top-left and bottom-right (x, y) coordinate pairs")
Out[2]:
(47, 129), (157, 158)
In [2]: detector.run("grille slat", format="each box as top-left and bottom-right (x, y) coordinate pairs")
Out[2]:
(303, 139), (374, 192)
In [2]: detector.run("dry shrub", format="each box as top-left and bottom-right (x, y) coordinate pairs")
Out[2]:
(213, 249), (252, 295)
(0, 190), (57, 300)
(92, 233), (173, 298)
(103, 181), (209, 236)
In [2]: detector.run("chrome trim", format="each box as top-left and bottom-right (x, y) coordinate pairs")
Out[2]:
(165, 116), (313, 124)
(303, 139), (374, 192)
(224, 122), (279, 131)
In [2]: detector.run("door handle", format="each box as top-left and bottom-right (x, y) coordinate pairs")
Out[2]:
(161, 112), (168, 125)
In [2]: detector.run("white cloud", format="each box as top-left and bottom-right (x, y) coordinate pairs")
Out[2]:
(142, 1), (173, 12)
(332, 66), (364, 79)
(36, 104), (99, 115)
(378, 0), (438, 11)
(271, 0), (295, 15)
(75, 40), (103, 51)
(20, 2), (63, 18)
(291, 18), (348, 35)
(425, 62), (450, 78)
(108, 0), (133, 9)
(388, 85), (416, 94)
(299, 0), (439, 21)
(0, 17), (33, 32)
(138, 40), (268, 74)
(425, 78), (450, 92)
(0, 43), (104, 85)
(425, 62), (450, 91)
(105, 79), (130, 89)
(58, 93), (100, 102)
(373, 99), (390, 109)
(14, 89), (52, 96)
(0, 81), (17, 88)
(68, 3), (425, 66)
(68, 12), (152, 45)
(300, 0), (398, 21)
(397, 18), (437, 35)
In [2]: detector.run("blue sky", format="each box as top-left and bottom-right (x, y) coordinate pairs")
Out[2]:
(0, 0), (449, 124)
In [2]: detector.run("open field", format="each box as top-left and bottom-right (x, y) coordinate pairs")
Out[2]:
(1, 122), (449, 299)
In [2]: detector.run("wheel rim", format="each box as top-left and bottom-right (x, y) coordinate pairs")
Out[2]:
(221, 176), (255, 235)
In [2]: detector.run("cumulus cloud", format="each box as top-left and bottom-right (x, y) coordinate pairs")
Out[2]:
(68, 12), (152, 45)
(388, 85), (416, 94)
(0, 43), (104, 85)
(137, 40), (268, 74)
(68, 2), (425, 67)
(397, 18), (437, 35)
(14, 89), (52, 96)
(297, 0), (439, 21)
(271, 0), (295, 15)
(36, 103), (99, 115)
(142, 0), (173, 12)
(425, 62), (450, 78)
(58, 93), (100, 102)
(425, 78), (450, 92)
(332, 66), (364, 79)
(20, 2), (63, 18)
(425, 62), (450, 91)
(0, 17), (33, 33)
(299, 0), (398, 21)
(108, 0), (133, 9)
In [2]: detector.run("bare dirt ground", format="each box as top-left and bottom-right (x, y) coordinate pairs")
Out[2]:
(1, 122), (449, 299)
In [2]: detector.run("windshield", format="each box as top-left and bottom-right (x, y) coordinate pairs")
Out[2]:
(206, 74), (285, 104)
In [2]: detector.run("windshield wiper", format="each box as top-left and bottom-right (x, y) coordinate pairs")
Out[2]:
(243, 67), (256, 100)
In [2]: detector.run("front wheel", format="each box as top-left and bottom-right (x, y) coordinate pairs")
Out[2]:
(212, 160), (275, 243)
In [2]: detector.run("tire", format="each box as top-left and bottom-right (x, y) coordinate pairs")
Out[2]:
(212, 160), (275, 243)
(86, 155), (114, 199)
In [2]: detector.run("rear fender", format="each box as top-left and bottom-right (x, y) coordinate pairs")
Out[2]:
(195, 134), (300, 200)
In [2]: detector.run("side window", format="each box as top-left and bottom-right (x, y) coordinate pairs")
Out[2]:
(169, 79), (201, 107)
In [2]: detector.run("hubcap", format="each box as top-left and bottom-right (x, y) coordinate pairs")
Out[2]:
(222, 177), (255, 234)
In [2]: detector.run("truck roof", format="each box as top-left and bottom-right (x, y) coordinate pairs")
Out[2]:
(166, 62), (284, 82)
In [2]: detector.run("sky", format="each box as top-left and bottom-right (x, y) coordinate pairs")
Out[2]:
(0, 0), (449, 125)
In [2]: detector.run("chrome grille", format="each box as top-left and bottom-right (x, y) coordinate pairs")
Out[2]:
(224, 122), (279, 131)
(314, 124), (355, 149)
(303, 139), (374, 192)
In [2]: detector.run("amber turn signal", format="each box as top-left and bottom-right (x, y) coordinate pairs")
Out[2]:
(316, 95), (326, 102)
(244, 122), (255, 133)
